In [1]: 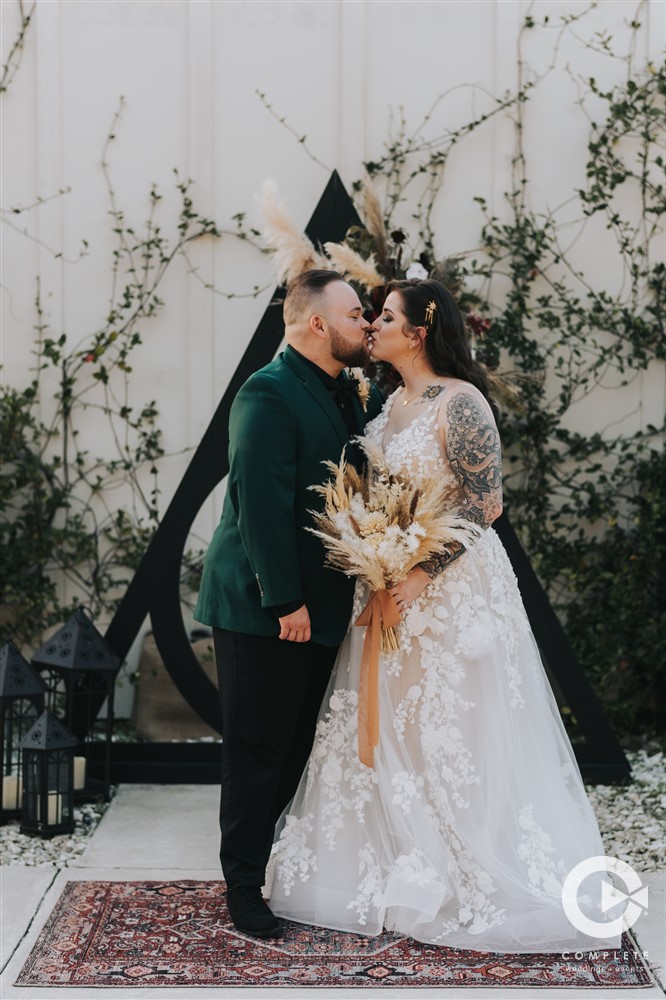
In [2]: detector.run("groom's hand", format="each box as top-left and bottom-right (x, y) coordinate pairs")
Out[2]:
(278, 605), (311, 643)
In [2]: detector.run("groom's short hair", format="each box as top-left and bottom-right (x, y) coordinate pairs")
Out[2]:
(283, 269), (346, 326)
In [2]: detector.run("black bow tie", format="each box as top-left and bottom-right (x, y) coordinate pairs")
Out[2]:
(326, 381), (357, 396)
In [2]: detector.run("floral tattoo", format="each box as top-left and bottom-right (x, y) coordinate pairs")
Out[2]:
(419, 541), (465, 579)
(447, 392), (503, 526)
(419, 392), (502, 580)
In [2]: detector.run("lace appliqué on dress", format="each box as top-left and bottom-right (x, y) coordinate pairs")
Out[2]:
(269, 814), (317, 897)
(303, 689), (377, 850)
(347, 842), (383, 926)
(268, 388), (612, 953)
(517, 804), (568, 900)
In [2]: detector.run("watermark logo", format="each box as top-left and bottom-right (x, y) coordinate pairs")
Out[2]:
(562, 855), (648, 938)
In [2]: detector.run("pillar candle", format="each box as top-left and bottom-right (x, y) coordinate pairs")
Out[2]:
(2, 774), (22, 809)
(47, 792), (61, 825)
(73, 756), (86, 791)
(37, 792), (62, 825)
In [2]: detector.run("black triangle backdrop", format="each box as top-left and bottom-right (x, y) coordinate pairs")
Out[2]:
(101, 172), (629, 784)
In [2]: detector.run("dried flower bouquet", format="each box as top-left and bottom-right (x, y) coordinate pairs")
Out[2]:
(307, 437), (481, 767)
(308, 436), (481, 624)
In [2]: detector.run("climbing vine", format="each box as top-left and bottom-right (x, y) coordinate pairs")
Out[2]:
(2, 3), (663, 744)
(0, 0), (35, 94)
(360, 18), (665, 740)
(0, 98), (266, 648)
(257, 5), (664, 740)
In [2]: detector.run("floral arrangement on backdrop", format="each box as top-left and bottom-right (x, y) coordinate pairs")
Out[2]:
(255, 178), (527, 410)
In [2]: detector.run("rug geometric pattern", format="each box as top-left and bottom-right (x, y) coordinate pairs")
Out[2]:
(15, 881), (653, 989)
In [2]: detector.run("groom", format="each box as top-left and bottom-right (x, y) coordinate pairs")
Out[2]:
(194, 269), (383, 938)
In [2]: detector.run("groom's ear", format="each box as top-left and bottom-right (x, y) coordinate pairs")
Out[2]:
(310, 313), (327, 339)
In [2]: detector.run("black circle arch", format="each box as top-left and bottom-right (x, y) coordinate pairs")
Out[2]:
(102, 172), (628, 781)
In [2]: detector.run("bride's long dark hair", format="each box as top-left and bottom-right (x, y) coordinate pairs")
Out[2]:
(385, 278), (497, 416)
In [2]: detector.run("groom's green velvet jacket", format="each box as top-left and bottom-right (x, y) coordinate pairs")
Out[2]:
(194, 346), (384, 646)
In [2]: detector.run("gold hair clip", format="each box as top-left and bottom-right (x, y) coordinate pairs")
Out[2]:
(424, 300), (436, 327)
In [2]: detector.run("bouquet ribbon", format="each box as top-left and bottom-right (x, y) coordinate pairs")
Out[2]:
(354, 589), (401, 768)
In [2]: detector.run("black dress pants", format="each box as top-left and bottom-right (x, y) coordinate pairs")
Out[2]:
(212, 628), (339, 890)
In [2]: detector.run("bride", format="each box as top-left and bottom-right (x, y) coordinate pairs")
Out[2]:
(265, 277), (622, 954)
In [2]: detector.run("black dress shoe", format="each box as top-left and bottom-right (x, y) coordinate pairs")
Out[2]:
(226, 885), (282, 938)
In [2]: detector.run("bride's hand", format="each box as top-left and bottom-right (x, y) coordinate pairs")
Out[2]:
(390, 568), (430, 614)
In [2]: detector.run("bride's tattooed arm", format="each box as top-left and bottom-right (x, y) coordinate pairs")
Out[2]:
(419, 392), (503, 580)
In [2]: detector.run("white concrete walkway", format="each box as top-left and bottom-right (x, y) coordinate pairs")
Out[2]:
(1, 785), (664, 999)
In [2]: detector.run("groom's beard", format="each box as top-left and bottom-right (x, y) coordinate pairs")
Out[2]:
(329, 324), (371, 368)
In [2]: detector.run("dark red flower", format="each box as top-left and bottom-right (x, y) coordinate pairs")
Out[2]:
(466, 313), (492, 337)
(369, 284), (388, 320)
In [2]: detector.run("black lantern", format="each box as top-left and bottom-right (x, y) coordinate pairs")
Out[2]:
(31, 608), (120, 801)
(20, 710), (77, 837)
(0, 643), (46, 821)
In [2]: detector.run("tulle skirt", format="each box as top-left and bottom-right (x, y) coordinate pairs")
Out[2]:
(266, 529), (623, 954)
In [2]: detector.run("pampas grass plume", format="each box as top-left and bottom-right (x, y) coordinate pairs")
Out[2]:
(324, 242), (384, 291)
(256, 178), (329, 284)
(361, 178), (389, 273)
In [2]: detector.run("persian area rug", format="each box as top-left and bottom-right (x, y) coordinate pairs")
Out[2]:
(15, 880), (653, 989)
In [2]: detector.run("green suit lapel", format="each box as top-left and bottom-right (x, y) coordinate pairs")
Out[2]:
(282, 346), (355, 446)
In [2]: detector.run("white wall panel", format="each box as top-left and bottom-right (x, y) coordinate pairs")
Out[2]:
(2, 0), (663, 609)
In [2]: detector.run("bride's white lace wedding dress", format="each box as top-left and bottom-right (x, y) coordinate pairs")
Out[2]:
(266, 387), (622, 954)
